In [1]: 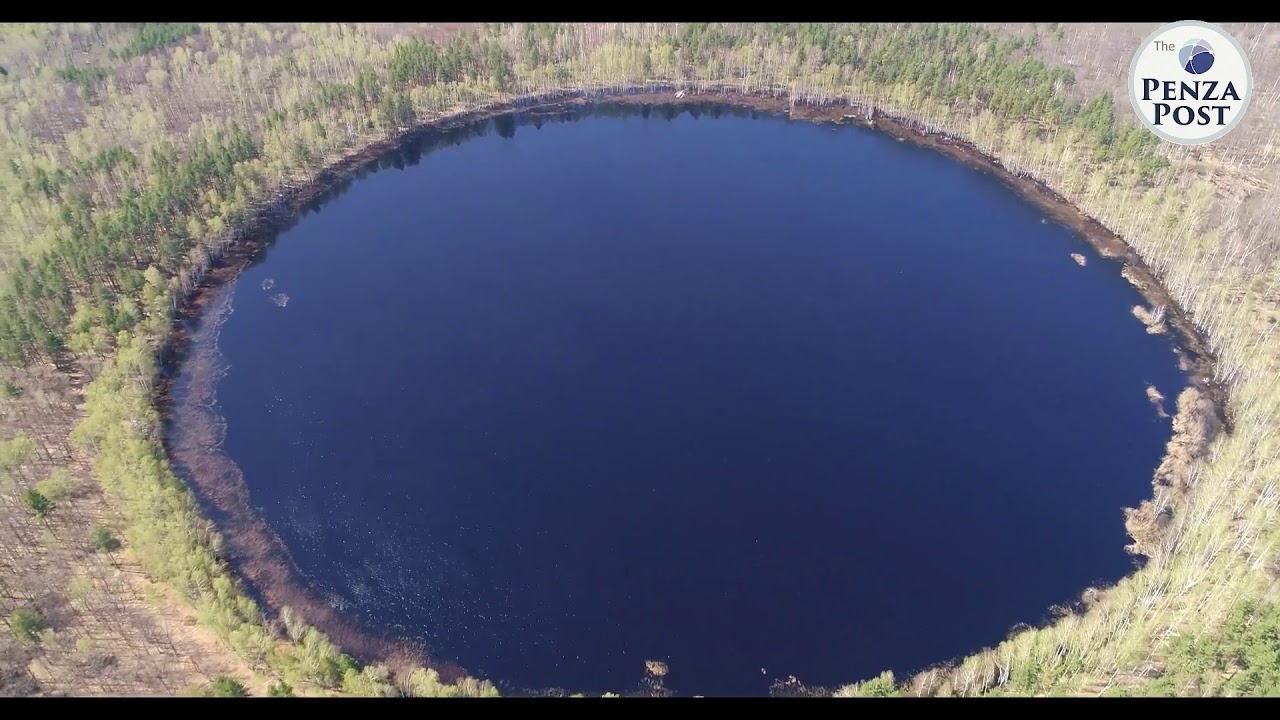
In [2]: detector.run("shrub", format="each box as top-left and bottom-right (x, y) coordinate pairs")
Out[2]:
(9, 608), (47, 644)
(22, 489), (52, 519)
(88, 526), (122, 553)
(266, 680), (294, 697)
(212, 675), (249, 697)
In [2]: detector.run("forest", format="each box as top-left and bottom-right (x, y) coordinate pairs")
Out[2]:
(0, 22), (1278, 697)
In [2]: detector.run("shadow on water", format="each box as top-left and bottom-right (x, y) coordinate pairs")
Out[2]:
(237, 101), (774, 282)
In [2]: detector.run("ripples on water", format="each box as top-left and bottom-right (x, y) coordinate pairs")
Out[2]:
(186, 106), (1189, 696)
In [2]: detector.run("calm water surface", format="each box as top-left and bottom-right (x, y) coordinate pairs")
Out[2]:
(189, 107), (1188, 695)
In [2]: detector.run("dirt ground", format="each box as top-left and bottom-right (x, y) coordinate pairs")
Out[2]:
(0, 362), (261, 696)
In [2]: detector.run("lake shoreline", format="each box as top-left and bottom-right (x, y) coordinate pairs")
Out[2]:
(154, 87), (1228, 697)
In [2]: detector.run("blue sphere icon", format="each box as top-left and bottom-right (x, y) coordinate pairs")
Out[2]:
(1179, 39), (1215, 74)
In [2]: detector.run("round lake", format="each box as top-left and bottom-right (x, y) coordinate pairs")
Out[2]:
(174, 106), (1188, 696)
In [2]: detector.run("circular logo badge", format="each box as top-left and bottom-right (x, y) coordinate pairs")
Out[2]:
(1128, 20), (1252, 145)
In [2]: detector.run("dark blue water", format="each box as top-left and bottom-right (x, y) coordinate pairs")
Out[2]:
(206, 107), (1186, 696)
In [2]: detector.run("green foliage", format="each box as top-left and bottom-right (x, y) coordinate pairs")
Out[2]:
(113, 23), (201, 60)
(386, 35), (513, 91)
(74, 146), (139, 178)
(518, 23), (568, 69)
(674, 22), (740, 65)
(0, 125), (257, 363)
(1154, 599), (1280, 696)
(2, 381), (21, 399)
(55, 65), (109, 93)
(848, 671), (902, 697)
(88, 525), (121, 553)
(401, 668), (497, 698)
(1100, 684), (1136, 697)
(212, 675), (249, 697)
(377, 92), (416, 129)
(341, 664), (398, 697)
(9, 608), (47, 645)
(20, 165), (67, 199)
(36, 467), (77, 504)
(389, 38), (456, 87)
(22, 488), (52, 519)
(1008, 655), (1045, 694)
(0, 435), (36, 479)
(266, 680), (295, 697)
